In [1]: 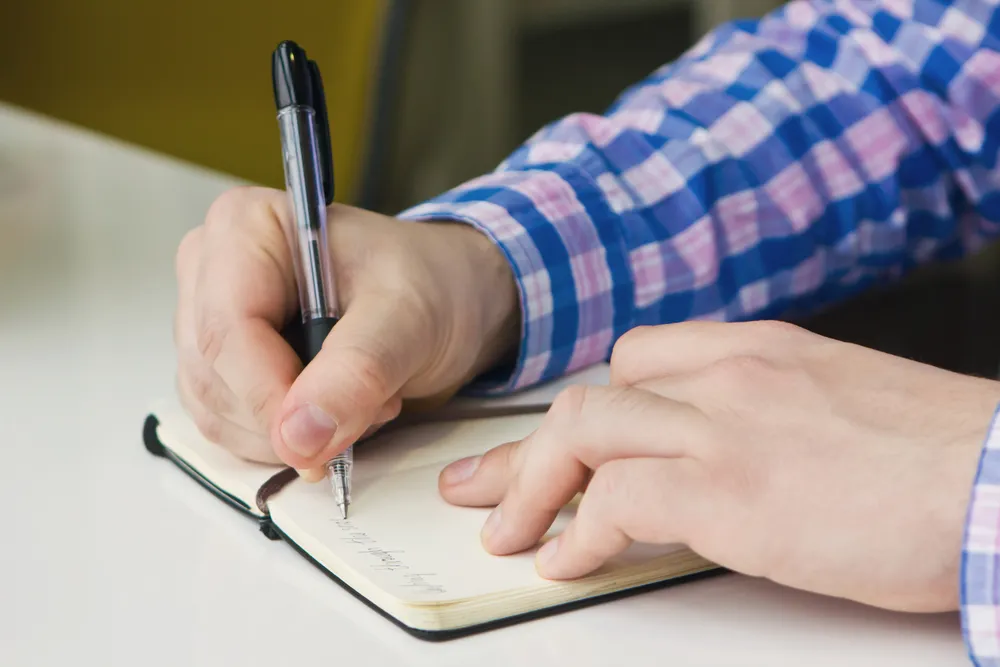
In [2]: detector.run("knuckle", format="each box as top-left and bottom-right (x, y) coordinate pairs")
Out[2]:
(245, 384), (277, 427)
(612, 325), (654, 353)
(587, 462), (631, 509)
(700, 355), (780, 407)
(589, 466), (620, 500)
(187, 367), (216, 406)
(501, 439), (522, 472)
(203, 186), (253, 231)
(609, 326), (655, 383)
(603, 385), (649, 414)
(175, 227), (203, 277)
(503, 444), (531, 498)
(743, 319), (803, 343)
(548, 384), (589, 424)
(710, 354), (776, 384)
(195, 315), (228, 362)
(204, 186), (286, 237)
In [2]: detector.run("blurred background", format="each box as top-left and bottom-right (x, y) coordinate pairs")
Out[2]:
(0, 0), (782, 214)
(2, 0), (1000, 377)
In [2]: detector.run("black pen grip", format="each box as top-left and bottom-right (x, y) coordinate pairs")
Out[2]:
(301, 317), (337, 365)
(281, 316), (337, 366)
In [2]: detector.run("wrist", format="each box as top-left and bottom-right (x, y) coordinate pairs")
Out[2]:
(437, 220), (521, 379)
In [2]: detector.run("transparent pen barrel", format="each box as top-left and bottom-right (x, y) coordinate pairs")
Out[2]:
(277, 106), (339, 322)
(328, 447), (353, 507)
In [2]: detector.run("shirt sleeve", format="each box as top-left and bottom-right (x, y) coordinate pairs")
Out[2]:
(964, 406), (1000, 666)
(398, 0), (1000, 394)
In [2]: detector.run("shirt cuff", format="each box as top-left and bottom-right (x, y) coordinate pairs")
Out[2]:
(962, 403), (1000, 666)
(397, 166), (633, 395)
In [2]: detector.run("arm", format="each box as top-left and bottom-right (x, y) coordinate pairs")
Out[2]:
(964, 409), (1000, 666)
(400, 0), (1000, 394)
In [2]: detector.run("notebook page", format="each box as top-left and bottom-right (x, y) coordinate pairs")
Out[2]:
(350, 413), (544, 483)
(149, 361), (612, 517)
(266, 411), (689, 608)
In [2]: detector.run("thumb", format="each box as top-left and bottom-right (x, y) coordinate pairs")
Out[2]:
(271, 294), (432, 469)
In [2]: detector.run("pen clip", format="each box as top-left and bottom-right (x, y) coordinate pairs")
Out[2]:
(308, 59), (335, 207)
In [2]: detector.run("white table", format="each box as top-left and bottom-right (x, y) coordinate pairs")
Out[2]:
(0, 102), (971, 666)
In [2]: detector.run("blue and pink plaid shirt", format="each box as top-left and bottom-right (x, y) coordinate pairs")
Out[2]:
(400, 1), (1000, 662)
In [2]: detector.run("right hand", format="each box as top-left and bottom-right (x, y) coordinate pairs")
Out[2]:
(173, 186), (519, 475)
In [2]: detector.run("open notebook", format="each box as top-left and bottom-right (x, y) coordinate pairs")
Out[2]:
(141, 363), (720, 639)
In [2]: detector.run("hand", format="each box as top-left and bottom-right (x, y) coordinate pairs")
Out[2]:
(438, 320), (1000, 613)
(174, 186), (518, 473)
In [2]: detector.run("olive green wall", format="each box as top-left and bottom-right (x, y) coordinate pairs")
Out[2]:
(0, 1), (387, 200)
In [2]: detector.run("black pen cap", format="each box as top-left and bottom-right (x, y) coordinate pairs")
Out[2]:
(272, 40), (314, 110)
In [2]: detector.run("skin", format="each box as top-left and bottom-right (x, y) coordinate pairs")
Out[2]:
(173, 186), (519, 477)
(439, 321), (1000, 612)
(175, 187), (1000, 612)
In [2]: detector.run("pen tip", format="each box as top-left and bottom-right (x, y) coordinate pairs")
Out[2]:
(337, 501), (348, 520)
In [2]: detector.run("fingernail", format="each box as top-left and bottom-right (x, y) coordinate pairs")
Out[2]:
(296, 467), (326, 483)
(537, 537), (559, 569)
(482, 505), (502, 543)
(280, 403), (338, 458)
(442, 456), (481, 485)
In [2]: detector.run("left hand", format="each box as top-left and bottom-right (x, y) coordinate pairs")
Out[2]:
(438, 320), (1000, 613)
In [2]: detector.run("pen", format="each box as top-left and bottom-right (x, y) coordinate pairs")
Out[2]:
(271, 40), (353, 518)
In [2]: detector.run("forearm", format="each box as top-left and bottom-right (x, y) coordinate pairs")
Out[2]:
(400, 0), (1000, 392)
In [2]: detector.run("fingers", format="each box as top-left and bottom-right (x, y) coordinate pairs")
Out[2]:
(174, 188), (308, 460)
(175, 226), (238, 416)
(272, 294), (434, 469)
(535, 458), (703, 580)
(192, 187), (303, 437)
(176, 187), (448, 471)
(212, 318), (304, 434)
(175, 185), (507, 471)
(176, 372), (282, 464)
(440, 384), (707, 557)
(196, 187), (296, 327)
(174, 226), (203, 353)
(294, 393), (404, 483)
(438, 439), (522, 507)
(610, 320), (806, 386)
(177, 308), (301, 458)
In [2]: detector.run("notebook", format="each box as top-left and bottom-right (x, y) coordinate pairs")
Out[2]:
(141, 362), (721, 640)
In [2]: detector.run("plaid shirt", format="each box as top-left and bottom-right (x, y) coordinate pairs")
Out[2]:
(399, 1), (1000, 662)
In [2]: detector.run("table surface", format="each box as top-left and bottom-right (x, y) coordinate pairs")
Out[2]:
(0, 102), (973, 666)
